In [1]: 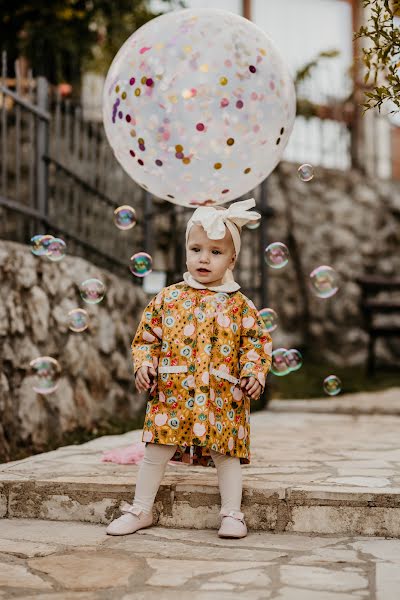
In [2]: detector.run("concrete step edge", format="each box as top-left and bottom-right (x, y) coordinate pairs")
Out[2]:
(2, 477), (400, 538)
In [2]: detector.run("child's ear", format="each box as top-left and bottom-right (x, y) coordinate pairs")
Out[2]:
(230, 253), (237, 268)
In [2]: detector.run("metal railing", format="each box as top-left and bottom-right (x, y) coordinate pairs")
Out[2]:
(0, 55), (151, 277)
(0, 55), (273, 307)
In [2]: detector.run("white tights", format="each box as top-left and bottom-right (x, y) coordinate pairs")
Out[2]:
(132, 443), (243, 515)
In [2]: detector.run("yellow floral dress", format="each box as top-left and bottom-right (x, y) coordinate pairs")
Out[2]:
(131, 282), (272, 467)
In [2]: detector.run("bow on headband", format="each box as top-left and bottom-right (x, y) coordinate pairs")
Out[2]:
(189, 198), (260, 239)
(186, 198), (260, 247)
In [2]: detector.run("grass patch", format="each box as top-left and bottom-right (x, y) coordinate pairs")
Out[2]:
(268, 362), (400, 400)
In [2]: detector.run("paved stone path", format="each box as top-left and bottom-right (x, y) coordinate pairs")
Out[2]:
(1, 389), (400, 597)
(2, 388), (400, 536)
(0, 517), (399, 599)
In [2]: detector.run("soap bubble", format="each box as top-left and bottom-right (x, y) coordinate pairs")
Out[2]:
(67, 308), (89, 332)
(310, 265), (339, 299)
(130, 252), (153, 277)
(271, 348), (291, 377)
(47, 237), (67, 262)
(258, 308), (278, 333)
(204, 292), (229, 318)
(214, 292), (229, 305)
(264, 242), (289, 269)
(79, 278), (106, 304)
(30, 234), (54, 256)
(323, 375), (342, 396)
(246, 221), (260, 230)
(284, 348), (303, 372)
(30, 234), (46, 255)
(298, 163), (314, 182)
(114, 205), (137, 230)
(29, 356), (61, 395)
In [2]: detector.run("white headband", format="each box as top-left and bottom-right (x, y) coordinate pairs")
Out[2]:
(185, 198), (261, 256)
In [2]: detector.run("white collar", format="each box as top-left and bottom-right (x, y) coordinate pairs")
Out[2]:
(182, 271), (240, 293)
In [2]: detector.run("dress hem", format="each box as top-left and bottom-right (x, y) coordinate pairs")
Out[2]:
(144, 438), (250, 466)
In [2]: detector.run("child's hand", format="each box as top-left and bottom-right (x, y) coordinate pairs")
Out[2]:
(240, 376), (262, 400)
(135, 357), (158, 393)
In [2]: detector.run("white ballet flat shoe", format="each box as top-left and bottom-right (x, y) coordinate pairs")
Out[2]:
(218, 509), (248, 539)
(106, 502), (153, 536)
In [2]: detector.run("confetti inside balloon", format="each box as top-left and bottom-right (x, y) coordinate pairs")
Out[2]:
(29, 356), (61, 395)
(103, 8), (296, 207)
(323, 375), (342, 396)
(30, 234), (54, 256)
(310, 266), (339, 299)
(79, 278), (106, 304)
(284, 348), (303, 372)
(298, 163), (314, 182)
(259, 308), (278, 333)
(130, 252), (153, 277)
(271, 347), (291, 377)
(47, 238), (67, 262)
(264, 242), (289, 269)
(67, 308), (89, 332)
(114, 205), (137, 230)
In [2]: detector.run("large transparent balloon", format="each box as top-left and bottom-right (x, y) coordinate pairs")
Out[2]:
(103, 9), (296, 207)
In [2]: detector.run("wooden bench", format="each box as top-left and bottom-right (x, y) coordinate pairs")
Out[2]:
(356, 276), (400, 374)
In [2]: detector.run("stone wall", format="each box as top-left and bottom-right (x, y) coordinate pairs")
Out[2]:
(0, 241), (148, 462)
(263, 163), (400, 366)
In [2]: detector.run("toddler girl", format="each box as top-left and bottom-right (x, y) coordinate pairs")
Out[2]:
(106, 198), (272, 538)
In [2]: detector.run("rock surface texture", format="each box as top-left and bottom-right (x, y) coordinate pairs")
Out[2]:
(0, 240), (148, 462)
(253, 163), (400, 367)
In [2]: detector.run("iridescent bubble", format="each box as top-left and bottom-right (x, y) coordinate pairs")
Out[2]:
(246, 221), (260, 230)
(310, 266), (339, 299)
(30, 234), (54, 256)
(258, 308), (278, 333)
(264, 242), (289, 269)
(30, 234), (46, 255)
(29, 356), (61, 395)
(67, 308), (89, 332)
(271, 348), (291, 377)
(211, 292), (229, 312)
(284, 348), (303, 372)
(130, 252), (153, 277)
(298, 163), (314, 182)
(79, 278), (106, 304)
(47, 237), (67, 262)
(204, 292), (229, 318)
(323, 375), (342, 396)
(113, 205), (137, 230)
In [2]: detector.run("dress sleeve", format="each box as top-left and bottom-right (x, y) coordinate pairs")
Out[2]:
(131, 291), (163, 374)
(238, 297), (273, 391)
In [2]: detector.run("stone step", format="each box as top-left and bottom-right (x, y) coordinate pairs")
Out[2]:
(2, 406), (400, 538)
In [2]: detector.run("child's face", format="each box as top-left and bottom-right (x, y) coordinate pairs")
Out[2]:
(186, 225), (236, 286)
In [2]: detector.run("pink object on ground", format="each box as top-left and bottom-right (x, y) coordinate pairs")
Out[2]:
(101, 441), (188, 466)
(101, 442), (146, 465)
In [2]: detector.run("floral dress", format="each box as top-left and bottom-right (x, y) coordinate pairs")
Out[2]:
(131, 282), (272, 467)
